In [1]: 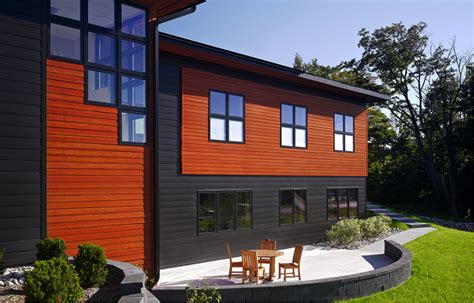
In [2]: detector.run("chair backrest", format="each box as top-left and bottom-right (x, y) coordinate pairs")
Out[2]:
(292, 245), (303, 265)
(260, 239), (276, 250)
(241, 250), (258, 270)
(226, 243), (233, 261)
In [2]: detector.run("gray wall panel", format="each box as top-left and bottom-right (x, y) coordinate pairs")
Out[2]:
(0, 0), (44, 266)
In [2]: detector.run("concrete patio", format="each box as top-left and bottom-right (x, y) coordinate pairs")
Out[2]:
(156, 227), (435, 288)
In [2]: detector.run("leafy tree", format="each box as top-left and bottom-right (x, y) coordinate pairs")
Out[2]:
(294, 22), (473, 217)
(358, 22), (473, 216)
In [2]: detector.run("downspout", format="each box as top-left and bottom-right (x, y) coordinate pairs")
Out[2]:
(153, 5), (198, 281)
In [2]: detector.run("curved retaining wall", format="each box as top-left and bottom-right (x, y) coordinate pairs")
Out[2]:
(102, 260), (160, 303)
(153, 240), (412, 303)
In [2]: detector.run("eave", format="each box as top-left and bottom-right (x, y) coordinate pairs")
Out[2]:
(159, 33), (390, 104)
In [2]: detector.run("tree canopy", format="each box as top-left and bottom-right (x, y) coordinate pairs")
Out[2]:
(295, 22), (473, 217)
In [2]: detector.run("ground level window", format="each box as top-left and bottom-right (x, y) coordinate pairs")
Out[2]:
(327, 188), (359, 220)
(280, 189), (307, 225)
(198, 190), (252, 234)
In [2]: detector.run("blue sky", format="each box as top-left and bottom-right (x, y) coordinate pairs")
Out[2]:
(160, 0), (473, 68)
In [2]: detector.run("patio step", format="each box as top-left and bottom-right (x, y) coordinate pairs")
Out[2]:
(406, 222), (431, 228)
(366, 202), (430, 229)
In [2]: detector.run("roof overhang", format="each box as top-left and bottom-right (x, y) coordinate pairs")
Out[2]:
(159, 33), (390, 104)
(130, 0), (205, 20)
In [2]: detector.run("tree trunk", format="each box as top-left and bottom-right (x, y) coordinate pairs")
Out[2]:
(422, 159), (460, 217)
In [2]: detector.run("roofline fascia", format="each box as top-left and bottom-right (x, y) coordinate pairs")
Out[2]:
(159, 32), (391, 103)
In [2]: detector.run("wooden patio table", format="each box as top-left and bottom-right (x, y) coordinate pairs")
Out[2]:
(251, 249), (284, 281)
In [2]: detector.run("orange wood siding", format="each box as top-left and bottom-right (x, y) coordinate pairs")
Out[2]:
(46, 59), (153, 272)
(181, 68), (368, 176)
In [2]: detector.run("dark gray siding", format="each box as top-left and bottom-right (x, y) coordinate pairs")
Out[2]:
(158, 52), (367, 269)
(0, 0), (44, 266)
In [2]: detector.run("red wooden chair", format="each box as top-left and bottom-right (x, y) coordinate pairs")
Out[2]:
(226, 243), (242, 279)
(278, 245), (303, 281)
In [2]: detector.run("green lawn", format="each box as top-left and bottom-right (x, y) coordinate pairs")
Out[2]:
(344, 224), (474, 302)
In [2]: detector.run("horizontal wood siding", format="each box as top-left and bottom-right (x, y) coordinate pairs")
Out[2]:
(158, 53), (367, 268)
(181, 68), (368, 176)
(0, 0), (43, 266)
(46, 59), (153, 273)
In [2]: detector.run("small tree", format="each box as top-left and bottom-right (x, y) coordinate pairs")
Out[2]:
(74, 243), (108, 288)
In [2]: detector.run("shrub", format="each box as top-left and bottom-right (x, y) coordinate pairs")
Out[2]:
(186, 284), (222, 303)
(74, 243), (108, 288)
(361, 215), (392, 238)
(0, 247), (5, 273)
(36, 238), (67, 261)
(326, 218), (363, 246)
(25, 257), (83, 303)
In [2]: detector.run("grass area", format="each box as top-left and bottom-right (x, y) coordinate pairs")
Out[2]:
(366, 210), (410, 231)
(343, 224), (474, 302)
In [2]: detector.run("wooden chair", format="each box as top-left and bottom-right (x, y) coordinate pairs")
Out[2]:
(258, 239), (276, 266)
(278, 245), (303, 281)
(241, 250), (266, 284)
(226, 243), (242, 279)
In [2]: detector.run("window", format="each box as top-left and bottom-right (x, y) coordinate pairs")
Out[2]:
(88, 69), (115, 104)
(51, 0), (80, 20)
(327, 188), (359, 220)
(48, 0), (148, 145)
(280, 189), (307, 225)
(209, 91), (244, 143)
(122, 4), (146, 37)
(198, 193), (216, 233)
(88, 0), (115, 29)
(50, 23), (81, 60)
(88, 32), (116, 67)
(198, 190), (252, 234)
(334, 113), (354, 152)
(121, 40), (145, 72)
(281, 104), (307, 148)
(121, 112), (146, 143)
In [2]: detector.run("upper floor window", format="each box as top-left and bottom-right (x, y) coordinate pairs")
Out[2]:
(209, 90), (244, 143)
(327, 188), (358, 220)
(48, 0), (148, 145)
(334, 113), (354, 152)
(280, 189), (307, 225)
(281, 104), (307, 148)
(198, 190), (252, 234)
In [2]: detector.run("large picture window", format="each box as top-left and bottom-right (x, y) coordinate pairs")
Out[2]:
(327, 188), (359, 220)
(48, 0), (148, 145)
(281, 104), (307, 148)
(209, 90), (245, 143)
(198, 190), (252, 234)
(280, 189), (307, 225)
(334, 113), (354, 152)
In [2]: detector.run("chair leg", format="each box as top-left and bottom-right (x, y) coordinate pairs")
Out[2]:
(229, 264), (232, 279)
(284, 268), (287, 282)
(278, 266), (281, 279)
(298, 266), (301, 280)
(292, 267), (295, 277)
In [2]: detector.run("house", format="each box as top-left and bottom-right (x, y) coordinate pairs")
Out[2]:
(0, 0), (389, 278)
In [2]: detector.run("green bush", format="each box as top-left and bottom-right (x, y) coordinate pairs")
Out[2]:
(74, 243), (108, 288)
(36, 238), (67, 261)
(361, 215), (392, 238)
(186, 284), (222, 303)
(0, 247), (5, 273)
(25, 257), (83, 303)
(326, 218), (363, 246)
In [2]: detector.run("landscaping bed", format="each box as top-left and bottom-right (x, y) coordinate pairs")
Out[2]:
(315, 214), (407, 249)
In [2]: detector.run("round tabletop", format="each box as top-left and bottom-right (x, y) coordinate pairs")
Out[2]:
(251, 249), (284, 257)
